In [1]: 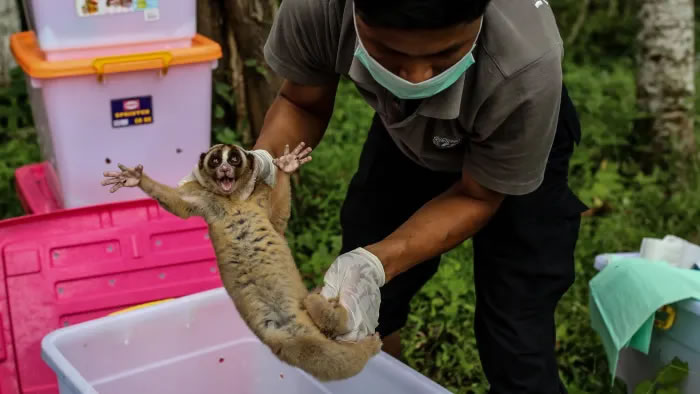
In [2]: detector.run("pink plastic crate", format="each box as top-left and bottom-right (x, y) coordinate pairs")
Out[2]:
(14, 163), (62, 215)
(1, 165), (223, 394)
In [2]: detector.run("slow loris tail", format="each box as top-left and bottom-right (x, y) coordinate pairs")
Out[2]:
(267, 331), (382, 381)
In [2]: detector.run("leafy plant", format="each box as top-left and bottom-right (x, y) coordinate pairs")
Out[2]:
(0, 68), (40, 219)
(633, 358), (689, 394)
(0, 68), (34, 132)
(211, 81), (243, 146)
(244, 58), (269, 78)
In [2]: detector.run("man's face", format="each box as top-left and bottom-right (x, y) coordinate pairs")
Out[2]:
(355, 15), (482, 84)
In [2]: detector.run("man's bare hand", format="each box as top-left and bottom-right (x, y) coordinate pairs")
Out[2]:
(273, 142), (312, 174)
(102, 164), (143, 193)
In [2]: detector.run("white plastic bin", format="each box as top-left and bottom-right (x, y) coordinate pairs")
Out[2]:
(11, 32), (222, 209)
(41, 288), (452, 394)
(23, 0), (197, 61)
(594, 253), (700, 393)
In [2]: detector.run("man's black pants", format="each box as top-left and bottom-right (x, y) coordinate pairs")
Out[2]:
(339, 85), (587, 393)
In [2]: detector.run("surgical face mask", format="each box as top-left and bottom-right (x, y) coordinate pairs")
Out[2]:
(352, 6), (482, 100)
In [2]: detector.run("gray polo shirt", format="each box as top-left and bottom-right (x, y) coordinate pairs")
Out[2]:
(264, 0), (564, 195)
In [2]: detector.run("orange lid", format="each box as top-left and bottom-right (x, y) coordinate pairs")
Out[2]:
(10, 31), (222, 80)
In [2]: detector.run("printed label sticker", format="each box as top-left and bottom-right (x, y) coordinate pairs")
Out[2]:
(111, 96), (154, 128)
(77, 0), (159, 19)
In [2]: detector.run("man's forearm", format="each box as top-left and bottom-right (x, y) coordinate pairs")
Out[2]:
(365, 182), (503, 282)
(253, 81), (337, 157)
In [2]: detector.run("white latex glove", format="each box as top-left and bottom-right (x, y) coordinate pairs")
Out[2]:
(247, 149), (277, 187)
(320, 247), (386, 342)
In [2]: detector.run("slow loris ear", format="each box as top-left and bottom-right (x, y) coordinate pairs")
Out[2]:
(238, 152), (260, 200)
(198, 153), (206, 170)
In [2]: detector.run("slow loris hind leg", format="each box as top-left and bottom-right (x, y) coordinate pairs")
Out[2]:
(269, 143), (312, 235)
(303, 292), (351, 338)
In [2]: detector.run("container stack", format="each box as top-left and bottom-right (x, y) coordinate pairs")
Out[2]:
(11, 0), (222, 209)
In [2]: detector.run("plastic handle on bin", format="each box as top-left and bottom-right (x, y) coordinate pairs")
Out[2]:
(92, 52), (174, 82)
(654, 305), (676, 331)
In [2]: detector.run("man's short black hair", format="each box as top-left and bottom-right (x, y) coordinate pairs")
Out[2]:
(354, 0), (491, 30)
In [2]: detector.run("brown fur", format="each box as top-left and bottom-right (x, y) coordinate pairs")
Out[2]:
(113, 144), (381, 381)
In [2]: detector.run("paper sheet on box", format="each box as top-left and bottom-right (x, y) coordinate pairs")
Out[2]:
(589, 256), (700, 383)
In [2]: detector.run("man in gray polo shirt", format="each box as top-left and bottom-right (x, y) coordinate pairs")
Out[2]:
(254, 0), (587, 392)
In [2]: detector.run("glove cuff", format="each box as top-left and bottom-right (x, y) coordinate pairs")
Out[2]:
(248, 149), (277, 187)
(355, 247), (386, 287)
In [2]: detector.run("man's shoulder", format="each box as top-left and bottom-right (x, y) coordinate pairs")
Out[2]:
(264, 0), (350, 82)
(276, 0), (345, 26)
(480, 0), (563, 80)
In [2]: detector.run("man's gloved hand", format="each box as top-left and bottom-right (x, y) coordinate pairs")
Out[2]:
(247, 149), (277, 187)
(320, 247), (386, 342)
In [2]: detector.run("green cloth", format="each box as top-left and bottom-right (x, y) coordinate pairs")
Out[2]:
(588, 255), (700, 383)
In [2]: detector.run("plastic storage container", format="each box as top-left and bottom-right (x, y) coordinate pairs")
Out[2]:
(42, 288), (452, 394)
(23, 0), (197, 61)
(0, 196), (223, 394)
(10, 31), (221, 210)
(594, 254), (700, 393)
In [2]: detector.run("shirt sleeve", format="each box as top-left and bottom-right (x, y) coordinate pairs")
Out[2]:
(463, 48), (563, 196)
(263, 0), (341, 85)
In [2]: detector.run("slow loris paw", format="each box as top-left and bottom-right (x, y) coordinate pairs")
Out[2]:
(301, 287), (324, 310)
(272, 142), (312, 174)
(358, 332), (383, 356)
(303, 293), (350, 337)
(101, 164), (143, 193)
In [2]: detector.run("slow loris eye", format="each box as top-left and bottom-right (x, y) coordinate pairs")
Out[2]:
(229, 155), (241, 165)
(209, 157), (221, 168)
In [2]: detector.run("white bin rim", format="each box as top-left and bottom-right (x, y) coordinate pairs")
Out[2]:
(41, 288), (452, 394)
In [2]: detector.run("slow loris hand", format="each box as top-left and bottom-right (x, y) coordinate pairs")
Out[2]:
(101, 164), (143, 193)
(101, 163), (197, 220)
(273, 143), (312, 174)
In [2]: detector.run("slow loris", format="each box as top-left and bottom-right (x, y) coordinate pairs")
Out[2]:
(101, 142), (382, 381)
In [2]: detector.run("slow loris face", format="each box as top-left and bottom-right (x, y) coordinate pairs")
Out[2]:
(198, 144), (253, 196)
